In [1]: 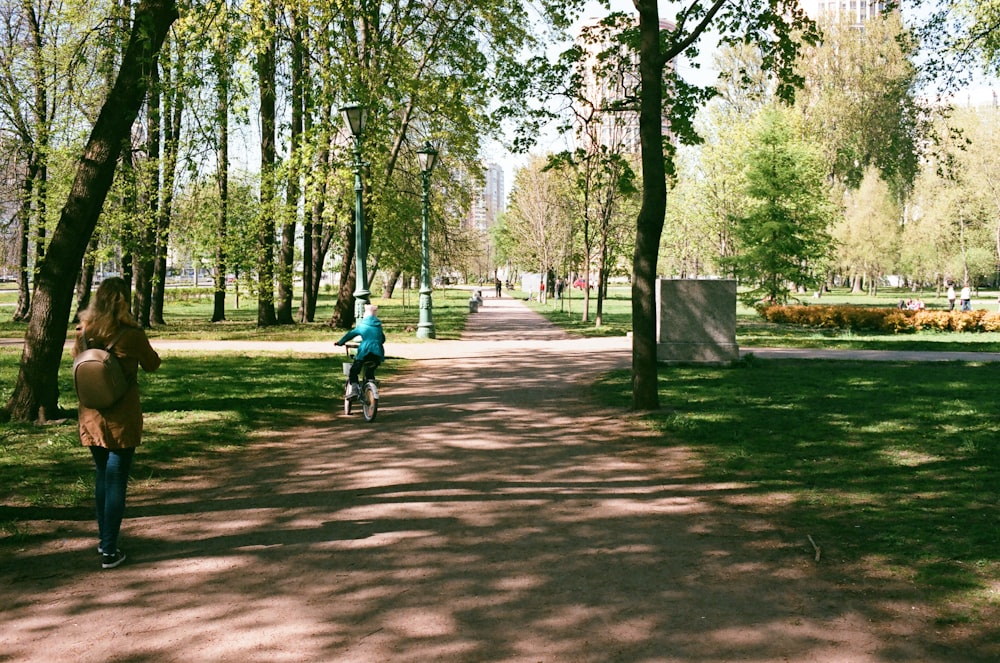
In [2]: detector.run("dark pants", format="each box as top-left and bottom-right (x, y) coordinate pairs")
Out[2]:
(90, 446), (135, 554)
(349, 358), (380, 385)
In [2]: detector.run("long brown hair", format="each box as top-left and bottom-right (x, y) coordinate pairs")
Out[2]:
(79, 277), (136, 342)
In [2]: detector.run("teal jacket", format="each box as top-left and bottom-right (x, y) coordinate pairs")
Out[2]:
(336, 315), (385, 363)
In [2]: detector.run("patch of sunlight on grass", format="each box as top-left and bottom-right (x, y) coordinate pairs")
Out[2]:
(880, 448), (945, 467)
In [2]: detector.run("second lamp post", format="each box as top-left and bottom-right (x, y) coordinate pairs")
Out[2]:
(416, 141), (438, 339)
(341, 102), (370, 321)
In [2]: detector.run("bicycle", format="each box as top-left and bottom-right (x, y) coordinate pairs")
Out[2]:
(342, 343), (379, 422)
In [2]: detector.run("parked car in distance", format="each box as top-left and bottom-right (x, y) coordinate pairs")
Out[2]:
(573, 278), (592, 290)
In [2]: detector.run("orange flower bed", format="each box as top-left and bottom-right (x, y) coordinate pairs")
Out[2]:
(758, 304), (1000, 333)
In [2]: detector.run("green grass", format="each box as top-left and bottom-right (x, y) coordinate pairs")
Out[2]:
(0, 285), (472, 342)
(0, 348), (402, 515)
(527, 283), (1000, 627)
(592, 359), (999, 627)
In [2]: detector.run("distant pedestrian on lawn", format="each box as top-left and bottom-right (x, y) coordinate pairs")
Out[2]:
(947, 283), (956, 311)
(73, 277), (161, 570)
(335, 303), (386, 398)
(961, 283), (972, 311)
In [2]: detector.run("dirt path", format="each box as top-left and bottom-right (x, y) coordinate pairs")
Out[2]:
(0, 297), (982, 661)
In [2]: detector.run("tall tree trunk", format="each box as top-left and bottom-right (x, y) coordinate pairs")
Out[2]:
(298, 135), (314, 322)
(153, 37), (182, 325)
(596, 232), (607, 327)
(12, 157), (36, 322)
(3, 0), (179, 423)
(212, 20), (230, 323)
(134, 60), (160, 329)
(12, 0), (48, 322)
(256, 3), (277, 327)
(120, 140), (136, 291)
(631, 0), (666, 411)
(302, 87), (335, 322)
(309, 205), (337, 320)
(277, 6), (303, 325)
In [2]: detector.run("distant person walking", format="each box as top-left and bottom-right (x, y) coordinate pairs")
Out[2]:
(947, 283), (956, 311)
(961, 283), (972, 311)
(73, 277), (161, 570)
(495, 277), (502, 298)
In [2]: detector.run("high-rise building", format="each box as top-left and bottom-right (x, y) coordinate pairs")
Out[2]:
(798, 0), (885, 25)
(468, 162), (505, 230)
(573, 17), (675, 154)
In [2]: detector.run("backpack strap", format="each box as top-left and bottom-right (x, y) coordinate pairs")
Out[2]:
(105, 329), (127, 352)
(80, 327), (128, 352)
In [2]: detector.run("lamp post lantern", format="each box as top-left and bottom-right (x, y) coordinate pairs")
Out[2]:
(341, 102), (370, 321)
(416, 141), (438, 339)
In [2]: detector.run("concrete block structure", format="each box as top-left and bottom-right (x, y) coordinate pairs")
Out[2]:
(656, 279), (739, 363)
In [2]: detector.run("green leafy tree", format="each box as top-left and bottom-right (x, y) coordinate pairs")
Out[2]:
(505, 154), (574, 290)
(626, 0), (817, 410)
(909, 107), (1000, 288)
(833, 167), (900, 295)
(4, 0), (178, 423)
(723, 106), (834, 304)
(796, 13), (921, 198)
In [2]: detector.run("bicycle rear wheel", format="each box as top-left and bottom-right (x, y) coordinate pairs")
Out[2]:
(361, 382), (378, 422)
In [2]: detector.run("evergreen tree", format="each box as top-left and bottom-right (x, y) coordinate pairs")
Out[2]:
(723, 107), (834, 304)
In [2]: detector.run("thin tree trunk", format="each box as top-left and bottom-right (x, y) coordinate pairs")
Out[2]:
(12, 157), (36, 322)
(298, 83), (314, 323)
(153, 38), (182, 325)
(277, 6), (303, 325)
(631, 0), (666, 411)
(212, 20), (230, 323)
(134, 59), (160, 328)
(256, 3), (277, 327)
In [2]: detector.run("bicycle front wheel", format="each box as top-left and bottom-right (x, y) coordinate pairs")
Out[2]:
(361, 383), (378, 422)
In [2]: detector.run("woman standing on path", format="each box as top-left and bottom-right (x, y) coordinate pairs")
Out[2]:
(73, 278), (161, 569)
(960, 283), (972, 311)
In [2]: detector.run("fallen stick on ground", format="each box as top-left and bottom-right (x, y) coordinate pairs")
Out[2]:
(807, 535), (821, 562)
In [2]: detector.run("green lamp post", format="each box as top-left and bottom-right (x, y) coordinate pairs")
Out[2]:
(416, 141), (438, 339)
(341, 102), (370, 321)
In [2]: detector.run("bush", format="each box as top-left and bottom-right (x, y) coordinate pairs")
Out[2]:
(759, 304), (1000, 333)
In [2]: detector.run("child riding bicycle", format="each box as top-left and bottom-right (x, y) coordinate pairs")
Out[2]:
(334, 303), (385, 398)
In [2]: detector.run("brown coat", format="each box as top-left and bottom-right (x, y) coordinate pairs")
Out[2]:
(73, 325), (161, 450)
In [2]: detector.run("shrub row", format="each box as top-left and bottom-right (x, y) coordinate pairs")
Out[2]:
(759, 304), (1000, 333)
(163, 287), (215, 302)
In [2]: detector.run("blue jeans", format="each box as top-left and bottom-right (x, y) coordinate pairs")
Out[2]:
(90, 446), (135, 554)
